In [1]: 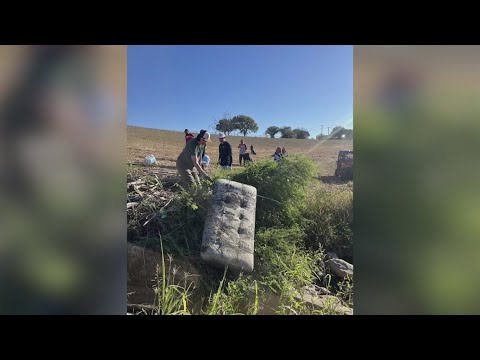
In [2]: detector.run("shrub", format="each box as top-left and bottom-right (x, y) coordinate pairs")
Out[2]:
(227, 155), (316, 229)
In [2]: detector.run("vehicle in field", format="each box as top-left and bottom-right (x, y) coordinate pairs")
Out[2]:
(334, 150), (353, 180)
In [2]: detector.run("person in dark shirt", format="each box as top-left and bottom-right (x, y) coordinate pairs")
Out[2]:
(217, 132), (233, 170)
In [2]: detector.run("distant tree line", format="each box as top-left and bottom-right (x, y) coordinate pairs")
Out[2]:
(265, 126), (310, 139)
(215, 117), (352, 140)
(264, 125), (352, 140)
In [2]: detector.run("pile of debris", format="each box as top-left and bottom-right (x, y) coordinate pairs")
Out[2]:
(127, 168), (180, 229)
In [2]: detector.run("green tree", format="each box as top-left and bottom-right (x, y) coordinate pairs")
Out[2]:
(215, 118), (235, 135)
(330, 126), (353, 140)
(265, 126), (280, 138)
(293, 128), (310, 139)
(279, 126), (296, 138)
(231, 115), (259, 136)
(330, 126), (344, 140)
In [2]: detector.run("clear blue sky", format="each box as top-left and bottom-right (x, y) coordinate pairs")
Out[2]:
(127, 45), (352, 138)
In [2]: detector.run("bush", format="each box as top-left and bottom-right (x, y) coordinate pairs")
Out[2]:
(227, 155), (316, 229)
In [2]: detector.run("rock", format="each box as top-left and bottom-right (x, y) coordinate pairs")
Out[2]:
(317, 286), (331, 295)
(326, 258), (353, 279)
(200, 179), (257, 273)
(302, 284), (330, 296)
(294, 286), (352, 315)
(326, 252), (338, 259)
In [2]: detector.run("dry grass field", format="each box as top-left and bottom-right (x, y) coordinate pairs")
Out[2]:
(127, 126), (353, 178)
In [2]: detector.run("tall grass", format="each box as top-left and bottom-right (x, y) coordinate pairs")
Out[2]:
(303, 182), (353, 261)
(255, 227), (324, 293)
(151, 233), (194, 315)
(205, 267), (260, 315)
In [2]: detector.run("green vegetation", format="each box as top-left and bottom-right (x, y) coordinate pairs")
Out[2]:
(128, 155), (353, 315)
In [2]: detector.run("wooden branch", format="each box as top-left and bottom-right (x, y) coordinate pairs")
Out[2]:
(143, 198), (173, 226)
(127, 303), (157, 314)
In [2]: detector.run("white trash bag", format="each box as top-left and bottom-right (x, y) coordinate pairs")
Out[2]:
(202, 154), (210, 168)
(144, 154), (157, 166)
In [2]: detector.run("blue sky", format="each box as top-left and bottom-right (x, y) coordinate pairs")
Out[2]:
(128, 45), (352, 138)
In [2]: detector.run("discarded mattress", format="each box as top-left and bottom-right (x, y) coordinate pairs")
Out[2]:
(200, 179), (257, 273)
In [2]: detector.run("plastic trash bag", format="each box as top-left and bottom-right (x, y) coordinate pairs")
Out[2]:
(202, 154), (210, 168)
(144, 154), (157, 166)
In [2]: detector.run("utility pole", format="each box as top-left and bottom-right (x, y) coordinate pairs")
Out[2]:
(321, 125), (323, 135)
(327, 127), (330, 136)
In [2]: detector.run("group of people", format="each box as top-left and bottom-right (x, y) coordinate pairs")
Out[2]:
(183, 129), (254, 167)
(177, 128), (287, 187)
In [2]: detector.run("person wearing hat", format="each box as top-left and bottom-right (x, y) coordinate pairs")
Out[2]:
(217, 132), (233, 170)
(184, 129), (194, 144)
(176, 129), (212, 187)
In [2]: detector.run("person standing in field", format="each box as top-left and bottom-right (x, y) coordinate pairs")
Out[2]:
(238, 139), (247, 165)
(217, 132), (233, 170)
